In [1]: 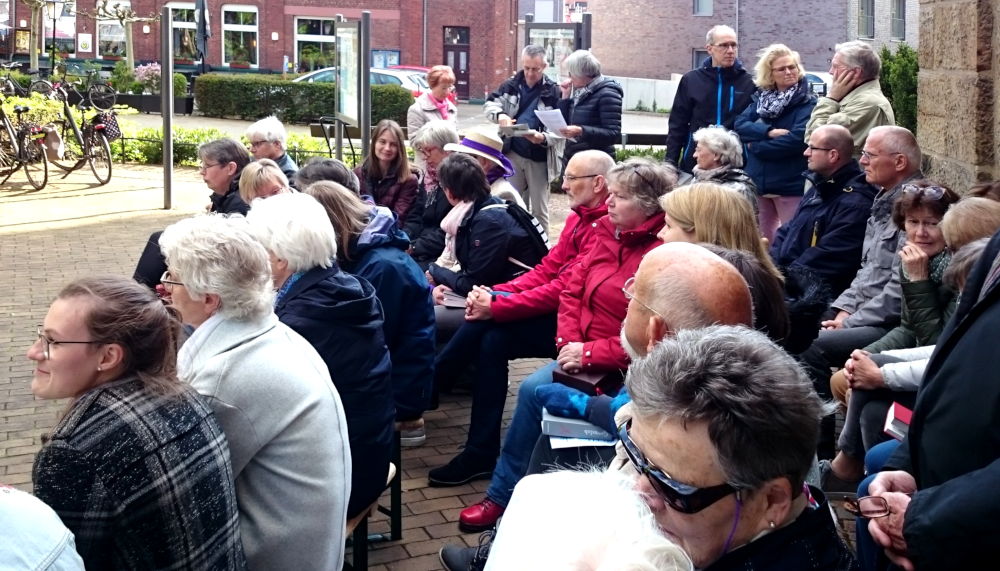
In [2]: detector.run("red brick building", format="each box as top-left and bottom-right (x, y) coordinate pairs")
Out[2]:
(4, 0), (520, 100)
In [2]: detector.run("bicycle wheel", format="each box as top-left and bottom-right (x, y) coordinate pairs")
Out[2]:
(29, 80), (54, 98)
(88, 131), (112, 185)
(1, 78), (17, 97)
(88, 84), (117, 111)
(0, 119), (17, 178)
(50, 122), (82, 172)
(20, 131), (48, 190)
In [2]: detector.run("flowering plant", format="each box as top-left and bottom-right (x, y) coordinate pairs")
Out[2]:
(134, 62), (162, 94)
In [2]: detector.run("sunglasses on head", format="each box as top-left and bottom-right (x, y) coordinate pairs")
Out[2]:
(619, 419), (739, 514)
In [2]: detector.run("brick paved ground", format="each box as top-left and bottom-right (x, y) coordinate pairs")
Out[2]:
(0, 163), (568, 570)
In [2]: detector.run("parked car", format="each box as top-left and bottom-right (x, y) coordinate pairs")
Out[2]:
(805, 71), (833, 97)
(389, 65), (457, 104)
(294, 66), (430, 99)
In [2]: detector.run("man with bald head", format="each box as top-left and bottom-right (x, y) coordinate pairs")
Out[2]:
(771, 124), (877, 350)
(438, 242), (755, 569)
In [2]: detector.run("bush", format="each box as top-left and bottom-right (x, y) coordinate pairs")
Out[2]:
(880, 44), (918, 134)
(5, 69), (32, 91)
(173, 72), (188, 96)
(1, 93), (65, 125)
(110, 60), (134, 93)
(192, 73), (414, 124)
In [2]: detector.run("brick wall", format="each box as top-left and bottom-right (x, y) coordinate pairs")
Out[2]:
(738, 0), (846, 73)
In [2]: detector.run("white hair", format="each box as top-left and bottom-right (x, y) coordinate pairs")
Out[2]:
(692, 126), (744, 168)
(245, 192), (338, 272)
(563, 49), (602, 79)
(246, 115), (288, 147)
(159, 214), (274, 320)
(706, 25), (737, 45)
(487, 471), (693, 571)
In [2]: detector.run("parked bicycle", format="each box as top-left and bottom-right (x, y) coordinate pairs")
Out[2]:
(48, 82), (113, 185)
(34, 67), (117, 112)
(0, 95), (49, 190)
(0, 62), (55, 98)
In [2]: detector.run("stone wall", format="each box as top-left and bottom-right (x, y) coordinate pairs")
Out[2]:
(918, 0), (997, 190)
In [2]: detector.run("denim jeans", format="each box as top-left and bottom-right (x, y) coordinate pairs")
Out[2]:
(486, 360), (559, 507)
(855, 440), (901, 571)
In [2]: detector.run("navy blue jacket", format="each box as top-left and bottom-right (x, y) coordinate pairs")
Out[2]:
(274, 264), (395, 519)
(427, 195), (543, 295)
(770, 161), (876, 296)
(666, 58), (756, 172)
(409, 185), (452, 269)
(735, 78), (817, 197)
(343, 208), (436, 421)
(557, 76), (623, 167)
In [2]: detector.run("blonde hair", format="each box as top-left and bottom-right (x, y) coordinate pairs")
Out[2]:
(753, 43), (804, 91)
(427, 65), (456, 88)
(941, 197), (1000, 250)
(239, 159), (289, 203)
(305, 181), (371, 262)
(660, 183), (783, 281)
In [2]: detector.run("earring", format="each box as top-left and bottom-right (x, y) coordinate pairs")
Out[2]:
(769, 521), (776, 529)
(97, 366), (102, 371)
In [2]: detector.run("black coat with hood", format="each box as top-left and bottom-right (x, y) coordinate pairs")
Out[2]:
(556, 76), (623, 167)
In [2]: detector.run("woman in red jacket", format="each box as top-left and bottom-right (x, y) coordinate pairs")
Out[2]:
(456, 157), (675, 532)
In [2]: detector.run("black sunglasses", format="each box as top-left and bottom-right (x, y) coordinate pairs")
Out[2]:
(619, 419), (739, 514)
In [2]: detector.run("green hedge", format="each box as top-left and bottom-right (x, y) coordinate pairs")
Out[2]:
(192, 73), (414, 125)
(880, 44), (918, 134)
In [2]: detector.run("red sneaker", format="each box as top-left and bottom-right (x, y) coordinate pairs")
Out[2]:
(458, 497), (505, 533)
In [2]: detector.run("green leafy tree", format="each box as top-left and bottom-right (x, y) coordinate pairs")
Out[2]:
(880, 44), (919, 133)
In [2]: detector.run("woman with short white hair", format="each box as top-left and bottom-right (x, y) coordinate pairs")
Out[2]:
(245, 192), (396, 521)
(690, 126), (758, 214)
(555, 50), (623, 170)
(158, 213), (351, 570)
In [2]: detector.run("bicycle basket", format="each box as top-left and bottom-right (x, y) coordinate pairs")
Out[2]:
(92, 111), (122, 142)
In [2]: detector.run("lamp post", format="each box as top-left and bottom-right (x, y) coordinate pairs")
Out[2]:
(46, 0), (64, 74)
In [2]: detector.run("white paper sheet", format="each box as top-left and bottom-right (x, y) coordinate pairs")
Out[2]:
(549, 436), (616, 449)
(534, 109), (569, 133)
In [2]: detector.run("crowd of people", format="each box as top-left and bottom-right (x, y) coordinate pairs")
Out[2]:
(10, 24), (1000, 571)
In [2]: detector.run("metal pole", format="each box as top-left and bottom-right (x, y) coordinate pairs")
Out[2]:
(161, 6), (173, 209)
(360, 11), (371, 161)
(49, 3), (57, 73)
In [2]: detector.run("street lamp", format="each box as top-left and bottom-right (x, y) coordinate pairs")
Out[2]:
(46, 0), (64, 74)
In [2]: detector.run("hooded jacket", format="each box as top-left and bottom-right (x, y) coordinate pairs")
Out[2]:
(666, 58), (756, 172)
(274, 264), (395, 519)
(556, 213), (665, 371)
(342, 207), (435, 421)
(556, 76), (623, 166)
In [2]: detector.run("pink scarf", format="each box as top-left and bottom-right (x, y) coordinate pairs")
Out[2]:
(436, 199), (475, 270)
(431, 94), (451, 120)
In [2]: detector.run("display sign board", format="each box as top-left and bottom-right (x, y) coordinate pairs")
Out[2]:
(336, 21), (360, 126)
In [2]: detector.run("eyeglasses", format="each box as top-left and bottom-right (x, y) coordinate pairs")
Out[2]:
(249, 140), (271, 148)
(160, 271), (185, 292)
(843, 494), (913, 519)
(859, 150), (901, 160)
(902, 183), (947, 200)
(619, 419), (739, 514)
(35, 326), (104, 361)
(713, 42), (738, 50)
(563, 173), (600, 182)
(807, 145), (833, 152)
(771, 64), (798, 74)
(622, 277), (663, 318)
(198, 162), (221, 173)
(417, 145), (439, 157)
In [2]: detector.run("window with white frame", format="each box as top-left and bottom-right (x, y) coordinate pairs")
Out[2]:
(858, 0), (875, 39)
(222, 5), (258, 66)
(890, 0), (905, 40)
(97, 0), (128, 58)
(295, 17), (336, 72)
(693, 0), (712, 16)
(43, 1), (77, 58)
(167, 2), (198, 61)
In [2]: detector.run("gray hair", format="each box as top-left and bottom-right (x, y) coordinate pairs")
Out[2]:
(627, 325), (825, 494)
(521, 44), (546, 60)
(198, 138), (252, 174)
(835, 40), (881, 81)
(159, 215), (274, 321)
(692, 126), (744, 168)
(245, 192), (338, 272)
(246, 115), (288, 147)
(563, 50), (602, 79)
(411, 119), (460, 151)
(239, 158), (289, 203)
(869, 125), (921, 170)
(605, 158), (677, 217)
(944, 237), (989, 292)
(295, 157), (360, 193)
(706, 25), (736, 45)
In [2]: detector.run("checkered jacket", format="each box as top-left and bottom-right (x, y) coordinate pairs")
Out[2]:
(32, 377), (246, 570)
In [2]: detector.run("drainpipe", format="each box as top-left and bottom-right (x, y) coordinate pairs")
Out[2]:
(421, 0), (427, 65)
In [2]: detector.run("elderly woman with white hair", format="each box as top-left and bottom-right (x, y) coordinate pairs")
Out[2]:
(690, 126), (758, 214)
(556, 50), (623, 169)
(246, 115), (298, 182)
(408, 119), (460, 269)
(244, 192), (395, 520)
(158, 214), (351, 570)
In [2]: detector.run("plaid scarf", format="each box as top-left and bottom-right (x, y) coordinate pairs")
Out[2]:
(756, 83), (800, 119)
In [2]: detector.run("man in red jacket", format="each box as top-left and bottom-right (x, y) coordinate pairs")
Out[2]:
(428, 150), (614, 487)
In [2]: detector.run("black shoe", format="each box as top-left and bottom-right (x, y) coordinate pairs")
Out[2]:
(439, 529), (493, 571)
(818, 459), (861, 494)
(428, 453), (495, 487)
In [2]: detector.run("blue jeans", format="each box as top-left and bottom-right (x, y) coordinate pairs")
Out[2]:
(486, 360), (559, 507)
(855, 440), (901, 571)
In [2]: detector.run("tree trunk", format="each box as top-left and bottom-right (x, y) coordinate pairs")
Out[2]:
(28, 7), (39, 71)
(125, 23), (135, 70)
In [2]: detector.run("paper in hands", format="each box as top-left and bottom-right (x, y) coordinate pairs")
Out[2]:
(534, 109), (569, 135)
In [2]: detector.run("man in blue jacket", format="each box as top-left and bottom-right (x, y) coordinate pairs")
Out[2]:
(770, 124), (876, 351)
(665, 25), (756, 173)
